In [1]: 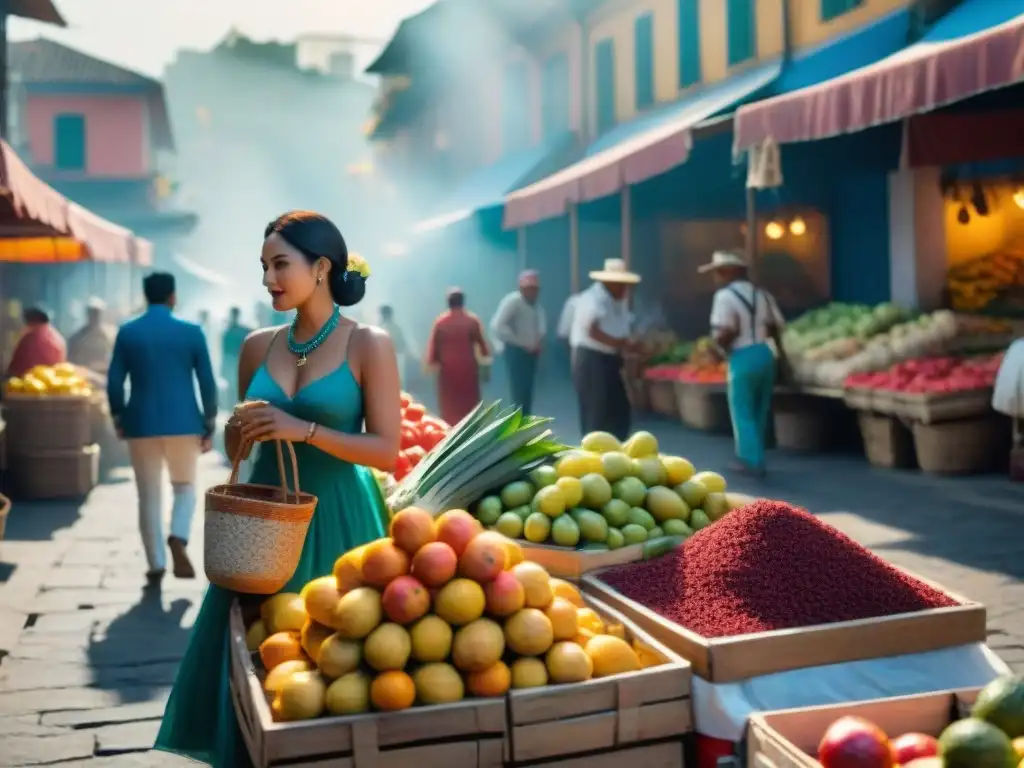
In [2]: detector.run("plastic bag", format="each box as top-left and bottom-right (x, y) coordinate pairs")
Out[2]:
(992, 339), (1024, 418)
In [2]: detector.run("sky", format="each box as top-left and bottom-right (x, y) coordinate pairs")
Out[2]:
(8, 0), (436, 77)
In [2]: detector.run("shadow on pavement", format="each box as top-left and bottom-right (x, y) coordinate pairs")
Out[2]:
(1, 498), (84, 542)
(88, 588), (193, 704)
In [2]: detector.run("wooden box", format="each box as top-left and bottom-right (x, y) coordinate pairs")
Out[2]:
(857, 413), (916, 469)
(505, 594), (692, 766)
(8, 444), (100, 500)
(912, 417), (1009, 475)
(648, 380), (680, 419)
(580, 568), (986, 684)
(228, 602), (507, 768)
(2, 394), (92, 455)
(675, 382), (731, 434)
(747, 689), (980, 768)
(889, 388), (993, 425)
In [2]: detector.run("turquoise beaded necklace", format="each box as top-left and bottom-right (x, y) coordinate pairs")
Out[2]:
(287, 305), (341, 367)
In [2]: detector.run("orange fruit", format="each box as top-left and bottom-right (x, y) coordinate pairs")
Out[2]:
(259, 631), (305, 671)
(370, 670), (416, 712)
(466, 660), (512, 698)
(544, 598), (579, 641)
(360, 539), (410, 588)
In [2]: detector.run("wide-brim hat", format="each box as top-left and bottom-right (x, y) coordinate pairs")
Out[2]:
(590, 258), (640, 284)
(698, 251), (747, 273)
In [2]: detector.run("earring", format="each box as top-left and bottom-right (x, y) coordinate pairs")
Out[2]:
(317, 274), (323, 286)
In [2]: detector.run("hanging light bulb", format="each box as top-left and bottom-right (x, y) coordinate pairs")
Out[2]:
(765, 221), (785, 240)
(789, 216), (807, 236)
(1013, 187), (1024, 209)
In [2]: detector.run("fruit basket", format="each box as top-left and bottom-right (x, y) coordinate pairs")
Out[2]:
(504, 594), (691, 766)
(7, 444), (100, 500)
(889, 388), (995, 425)
(648, 380), (679, 419)
(674, 381), (731, 434)
(856, 413), (915, 470)
(3, 394), (92, 455)
(912, 416), (1010, 475)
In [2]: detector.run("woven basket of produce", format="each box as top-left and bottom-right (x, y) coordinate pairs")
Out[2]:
(648, 380), (679, 418)
(676, 382), (731, 434)
(857, 413), (916, 469)
(3, 395), (91, 455)
(912, 417), (1009, 475)
(205, 440), (317, 595)
(8, 444), (100, 500)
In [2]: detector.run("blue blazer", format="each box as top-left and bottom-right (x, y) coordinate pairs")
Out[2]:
(107, 305), (218, 439)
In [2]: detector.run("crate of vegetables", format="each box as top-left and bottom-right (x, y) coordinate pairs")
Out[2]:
(868, 355), (1001, 425)
(504, 594), (692, 767)
(393, 394), (450, 483)
(642, 366), (682, 419)
(747, 674), (1024, 768)
(579, 500), (986, 683)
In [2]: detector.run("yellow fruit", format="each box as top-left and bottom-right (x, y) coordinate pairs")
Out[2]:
(466, 660), (512, 697)
(504, 537), (525, 568)
(264, 659), (314, 694)
(511, 562), (553, 609)
(261, 593), (307, 634)
(370, 670), (416, 712)
(550, 579), (585, 608)
(581, 431), (621, 454)
(434, 578), (485, 625)
(363, 623), (412, 672)
(532, 485), (566, 518)
(573, 628), (596, 646)
(331, 587), (382, 639)
(317, 633), (363, 678)
(555, 450), (603, 478)
(510, 657), (549, 689)
(259, 631), (306, 671)
(301, 576), (343, 627)
(475, 531), (522, 571)
(325, 671), (371, 715)
(413, 662), (465, 705)
(546, 641), (594, 683)
(1012, 737), (1024, 762)
(633, 639), (663, 669)
(410, 615), (453, 663)
(245, 619), (268, 651)
(661, 455), (695, 486)
(623, 431), (659, 458)
(275, 670), (327, 721)
(576, 607), (606, 635)
(605, 623), (626, 640)
(451, 618), (505, 672)
(545, 597), (579, 641)
(333, 544), (369, 592)
(585, 635), (642, 677)
(692, 470), (726, 493)
(504, 608), (554, 656)
(554, 476), (584, 508)
(300, 620), (334, 660)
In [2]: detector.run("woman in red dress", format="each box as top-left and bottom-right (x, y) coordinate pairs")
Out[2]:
(425, 288), (490, 425)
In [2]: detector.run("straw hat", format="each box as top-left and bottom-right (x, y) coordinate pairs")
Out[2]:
(698, 251), (747, 273)
(589, 258), (640, 284)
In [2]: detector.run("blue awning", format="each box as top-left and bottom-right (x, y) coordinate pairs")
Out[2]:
(504, 60), (780, 228)
(412, 131), (575, 233)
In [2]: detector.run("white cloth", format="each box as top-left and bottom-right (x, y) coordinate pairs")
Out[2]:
(993, 339), (1024, 419)
(570, 283), (631, 355)
(128, 435), (201, 572)
(557, 294), (579, 340)
(490, 291), (546, 355)
(709, 280), (784, 349)
(692, 643), (1008, 741)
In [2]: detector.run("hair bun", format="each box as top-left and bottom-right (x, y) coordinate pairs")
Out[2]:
(329, 268), (365, 307)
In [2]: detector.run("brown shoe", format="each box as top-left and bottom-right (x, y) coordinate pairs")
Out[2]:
(168, 536), (196, 579)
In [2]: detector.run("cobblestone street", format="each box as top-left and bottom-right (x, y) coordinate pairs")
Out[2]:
(0, 381), (1022, 766)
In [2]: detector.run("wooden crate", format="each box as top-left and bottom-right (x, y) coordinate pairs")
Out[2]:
(227, 602), (507, 768)
(8, 444), (100, 500)
(675, 383), (731, 434)
(841, 388), (873, 412)
(648, 380), (680, 419)
(889, 388), (993, 425)
(857, 413), (915, 469)
(520, 492), (757, 579)
(2, 395), (92, 455)
(747, 689), (980, 768)
(580, 568), (986, 683)
(505, 594), (692, 766)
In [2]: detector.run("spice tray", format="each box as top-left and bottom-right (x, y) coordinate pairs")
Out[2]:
(506, 594), (692, 766)
(888, 388), (993, 425)
(521, 492), (758, 580)
(746, 687), (982, 768)
(579, 568), (986, 684)
(227, 601), (506, 768)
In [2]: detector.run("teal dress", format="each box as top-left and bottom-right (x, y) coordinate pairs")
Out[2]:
(154, 362), (387, 767)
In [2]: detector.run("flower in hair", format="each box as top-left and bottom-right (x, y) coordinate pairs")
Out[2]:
(347, 252), (371, 279)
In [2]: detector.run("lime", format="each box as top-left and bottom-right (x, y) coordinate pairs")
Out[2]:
(662, 519), (694, 538)
(600, 499), (630, 528)
(599, 452), (633, 482)
(627, 507), (656, 531)
(551, 515), (581, 547)
(690, 509), (711, 530)
(621, 524), (648, 545)
(606, 527), (625, 550)
(648, 525), (663, 540)
(528, 465), (558, 489)
(675, 479), (708, 509)
(495, 511), (525, 539)
(508, 505), (532, 522)
(612, 476), (647, 507)
(523, 512), (552, 543)
(580, 473), (613, 508)
(500, 480), (534, 509)
(475, 496), (503, 526)
(571, 509), (608, 543)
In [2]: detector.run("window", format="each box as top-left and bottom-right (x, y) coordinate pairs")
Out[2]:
(54, 114), (86, 171)
(595, 38), (616, 134)
(634, 13), (655, 110)
(678, 0), (701, 88)
(726, 0), (756, 66)
(502, 60), (531, 154)
(541, 53), (570, 139)
(821, 0), (864, 22)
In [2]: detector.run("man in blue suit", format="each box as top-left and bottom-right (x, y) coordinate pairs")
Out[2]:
(108, 272), (218, 585)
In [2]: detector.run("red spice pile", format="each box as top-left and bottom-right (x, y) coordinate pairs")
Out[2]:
(599, 500), (957, 638)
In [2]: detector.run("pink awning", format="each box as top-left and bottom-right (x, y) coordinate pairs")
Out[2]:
(133, 238), (154, 267)
(67, 202), (134, 264)
(734, 13), (1024, 154)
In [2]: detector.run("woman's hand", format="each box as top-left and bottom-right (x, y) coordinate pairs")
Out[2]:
(236, 402), (309, 443)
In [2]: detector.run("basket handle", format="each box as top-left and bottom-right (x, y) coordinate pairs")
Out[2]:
(229, 439), (302, 500)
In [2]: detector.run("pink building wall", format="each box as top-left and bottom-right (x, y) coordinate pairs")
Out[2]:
(25, 94), (150, 177)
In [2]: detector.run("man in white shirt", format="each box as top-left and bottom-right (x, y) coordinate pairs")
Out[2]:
(569, 259), (639, 440)
(700, 251), (787, 477)
(490, 270), (545, 415)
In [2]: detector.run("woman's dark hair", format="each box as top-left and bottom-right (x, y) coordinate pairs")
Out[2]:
(264, 210), (365, 307)
(447, 288), (465, 310)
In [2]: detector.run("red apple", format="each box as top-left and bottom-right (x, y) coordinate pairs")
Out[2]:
(889, 733), (938, 765)
(819, 716), (893, 768)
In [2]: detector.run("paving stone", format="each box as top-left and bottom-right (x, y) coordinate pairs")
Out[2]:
(61, 542), (122, 566)
(0, 605), (28, 654)
(0, 714), (66, 738)
(92, 719), (161, 754)
(43, 567), (104, 590)
(0, 686), (172, 716)
(0, 659), (181, 692)
(41, 700), (167, 728)
(0, 732), (95, 766)
(30, 607), (124, 632)
(57, 752), (193, 767)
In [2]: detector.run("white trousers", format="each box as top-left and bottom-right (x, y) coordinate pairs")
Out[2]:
(127, 436), (201, 572)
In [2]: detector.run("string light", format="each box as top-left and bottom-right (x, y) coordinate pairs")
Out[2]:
(765, 221), (785, 240)
(1013, 187), (1024, 209)
(789, 217), (807, 236)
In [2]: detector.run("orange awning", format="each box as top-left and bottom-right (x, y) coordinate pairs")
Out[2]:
(0, 237), (88, 263)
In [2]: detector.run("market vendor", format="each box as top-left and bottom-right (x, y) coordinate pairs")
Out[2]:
(569, 258), (639, 440)
(700, 251), (787, 478)
(68, 297), (115, 375)
(4, 305), (67, 379)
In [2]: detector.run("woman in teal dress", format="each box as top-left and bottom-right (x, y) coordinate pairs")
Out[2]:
(155, 211), (402, 767)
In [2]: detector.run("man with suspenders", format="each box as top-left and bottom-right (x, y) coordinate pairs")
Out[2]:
(699, 251), (787, 478)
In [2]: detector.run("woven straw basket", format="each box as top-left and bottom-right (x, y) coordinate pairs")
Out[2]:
(204, 440), (317, 594)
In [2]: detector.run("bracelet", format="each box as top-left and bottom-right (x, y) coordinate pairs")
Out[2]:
(305, 421), (319, 443)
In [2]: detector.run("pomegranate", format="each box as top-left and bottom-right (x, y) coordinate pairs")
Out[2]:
(889, 733), (939, 765)
(818, 716), (893, 768)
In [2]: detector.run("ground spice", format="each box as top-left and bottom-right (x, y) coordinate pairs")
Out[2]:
(599, 500), (957, 638)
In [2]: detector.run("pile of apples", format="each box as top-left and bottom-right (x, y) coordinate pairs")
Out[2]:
(394, 392), (449, 482)
(845, 353), (1004, 394)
